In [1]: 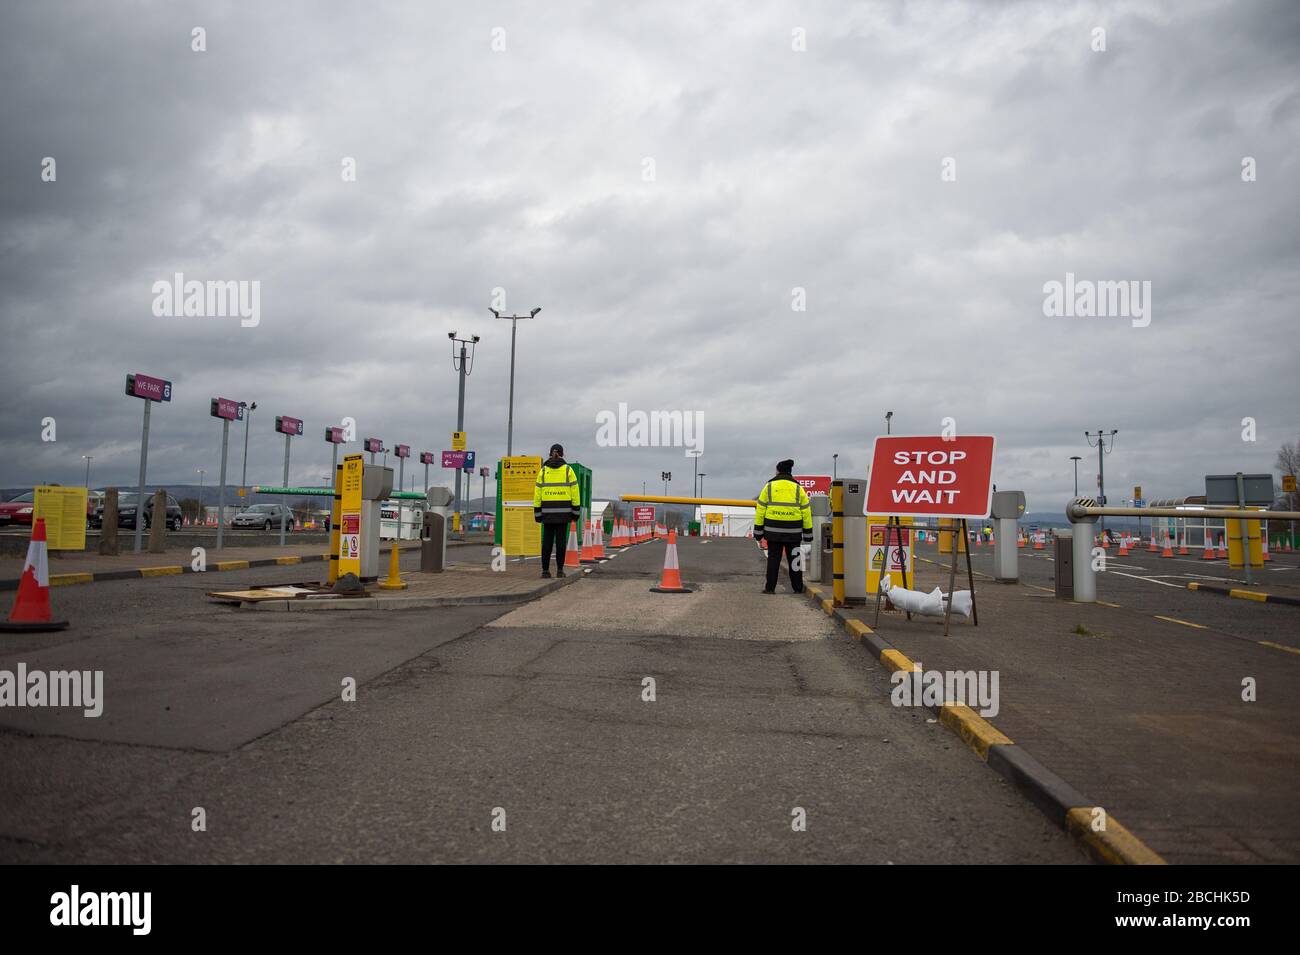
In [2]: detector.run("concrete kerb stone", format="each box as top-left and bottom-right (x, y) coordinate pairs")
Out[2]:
(244, 571), (581, 612)
(798, 582), (1166, 865)
(1, 539), (479, 591)
(1186, 580), (1300, 608)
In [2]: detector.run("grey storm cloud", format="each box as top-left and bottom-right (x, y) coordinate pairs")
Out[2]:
(1, 0), (1297, 512)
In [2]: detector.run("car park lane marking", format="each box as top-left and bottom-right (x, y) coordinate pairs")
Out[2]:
(1153, 615), (1207, 630)
(1259, 641), (1300, 655)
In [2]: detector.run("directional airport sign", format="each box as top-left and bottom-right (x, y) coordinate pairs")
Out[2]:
(395, 444), (410, 459)
(275, 415), (304, 436)
(364, 437), (383, 453)
(419, 451), (435, 465)
(864, 435), (996, 519)
(325, 426), (345, 444)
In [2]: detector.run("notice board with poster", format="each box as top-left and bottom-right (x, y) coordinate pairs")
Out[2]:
(868, 515), (913, 592)
(498, 456), (542, 556)
(338, 454), (364, 577)
(34, 486), (88, 551)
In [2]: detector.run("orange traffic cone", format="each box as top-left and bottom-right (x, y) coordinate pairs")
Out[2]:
(650, 529), (692, 593)
(1033, 534), (1044, 550)
(1217, 534), (1227, 559)
(1148, 534), (1159, 553)
(1177, 532), (1188, 556)
(1201, 533), (1216, 560)
(1262, 535), (1271, 563)
(1160, 532), (1174, 558)
(0, 518), (69, 632)
(1118, 536), (1130, 556)
(564, 522), (582, 569)
(593, 521), (606, 559)
(580, 521), (597, 563)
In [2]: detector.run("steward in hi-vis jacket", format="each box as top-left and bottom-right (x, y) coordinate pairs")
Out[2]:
(533, 443), (582, 577)
(753, 458), (812, 594)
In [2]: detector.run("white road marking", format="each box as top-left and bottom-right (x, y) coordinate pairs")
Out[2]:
(1109, 571), (1184, 588)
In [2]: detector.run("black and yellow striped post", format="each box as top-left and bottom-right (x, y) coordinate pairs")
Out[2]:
(832, 480), (845, 606)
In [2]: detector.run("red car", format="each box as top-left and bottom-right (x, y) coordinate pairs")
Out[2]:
(0, 491), (35, 527)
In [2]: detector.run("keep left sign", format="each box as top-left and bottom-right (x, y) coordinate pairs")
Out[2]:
(865, 435), (996, 519)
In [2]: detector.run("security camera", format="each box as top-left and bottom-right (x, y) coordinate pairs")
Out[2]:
(448, 331), (457, 339)
(472, 335), (481, 343)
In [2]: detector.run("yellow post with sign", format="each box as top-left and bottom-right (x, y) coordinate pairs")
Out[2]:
(936, 516), (967, 554)
(499, 455), (542, 556)
(336, 454), (364, 580)
(34, 486), (88, 551)
(1227, 508), (1264, 570)
(452, 432), (467, 451)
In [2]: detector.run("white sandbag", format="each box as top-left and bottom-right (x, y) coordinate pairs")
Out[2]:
(882, 576), (973, 618)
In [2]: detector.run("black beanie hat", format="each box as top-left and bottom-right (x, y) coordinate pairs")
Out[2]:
(777, 459), (794, 474)
(550, 443), (564, 457)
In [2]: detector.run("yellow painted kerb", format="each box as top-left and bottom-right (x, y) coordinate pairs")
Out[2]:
(939, 703), (1013, 760)
(1066, 808), (1167, 865)
(215, 560), (250, 571)
(879, 649), (916, 674)
(139, 565), (183, 577)
(49, 572), (94, 587)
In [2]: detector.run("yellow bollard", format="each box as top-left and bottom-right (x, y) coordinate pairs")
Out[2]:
(379, 542), (408, 590)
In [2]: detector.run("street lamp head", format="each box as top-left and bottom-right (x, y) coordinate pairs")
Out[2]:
(448, 331), (456, 340)
(489, 308), (500, 319)
(530, 307), (541, 317)
(472, 335), (480, 343)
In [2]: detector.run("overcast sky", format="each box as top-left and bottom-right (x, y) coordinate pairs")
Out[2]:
(2, 0), (1297, 511)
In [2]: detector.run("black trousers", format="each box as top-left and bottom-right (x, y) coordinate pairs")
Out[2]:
(541, 522), (569, 571)
(764, 537), (805, 593)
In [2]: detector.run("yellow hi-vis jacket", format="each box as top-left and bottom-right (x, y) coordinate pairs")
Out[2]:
(754, 476), (812, 542)
(533, 462), (582, 524)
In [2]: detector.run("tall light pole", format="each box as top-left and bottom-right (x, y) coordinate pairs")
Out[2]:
(490, 306), (540, 457)
(239, 401), (256, 488)
(687, 448), (702, 498)
(698, 472), (706, 498)
(450, 331), (480, 533)
(1084, 430), (1118, 534)
(885, 411), (894, 434)
(82, 455), (93, 489)
(1069, 455), (1082, 496)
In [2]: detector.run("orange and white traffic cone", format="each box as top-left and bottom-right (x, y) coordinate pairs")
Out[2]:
(593, 521), (606, 559)
(1177, 532), (1189, 556)
(650, 529), (692, 593)
(580, 521), (597, 563)
(0, 518), (69, 632)
(564, 522), (582, 569)
(1118, 536), (1130, 556)
(1201, 533), (1216, 560)
(1160, 532), (1174, 558)
(1033, 534), (1044, 550)
(1017, 530), (1025, 548)
(1148, 534), (1159, 553)
(1262, 535), (1271, 563)
(1217, 534), (1227, 559)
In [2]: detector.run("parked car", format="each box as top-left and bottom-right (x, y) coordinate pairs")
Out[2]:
(102, 492), (184, 532)
(231, 503), (296, 532)
(0, 490), (35, 527)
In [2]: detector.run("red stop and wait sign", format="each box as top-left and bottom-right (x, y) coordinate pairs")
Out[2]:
(864, 436), (996, 519)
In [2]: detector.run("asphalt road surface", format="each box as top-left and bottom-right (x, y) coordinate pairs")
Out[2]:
(0, 537), (1084, 863)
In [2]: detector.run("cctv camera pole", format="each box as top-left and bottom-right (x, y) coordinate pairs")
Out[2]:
(450, 334), (479, 534)
(491, 307), (540, 457)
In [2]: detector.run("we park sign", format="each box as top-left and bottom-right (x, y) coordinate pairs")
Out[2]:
(865, 436), (996, 519)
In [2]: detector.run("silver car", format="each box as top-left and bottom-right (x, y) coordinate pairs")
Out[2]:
(231, 503), (296, 531)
